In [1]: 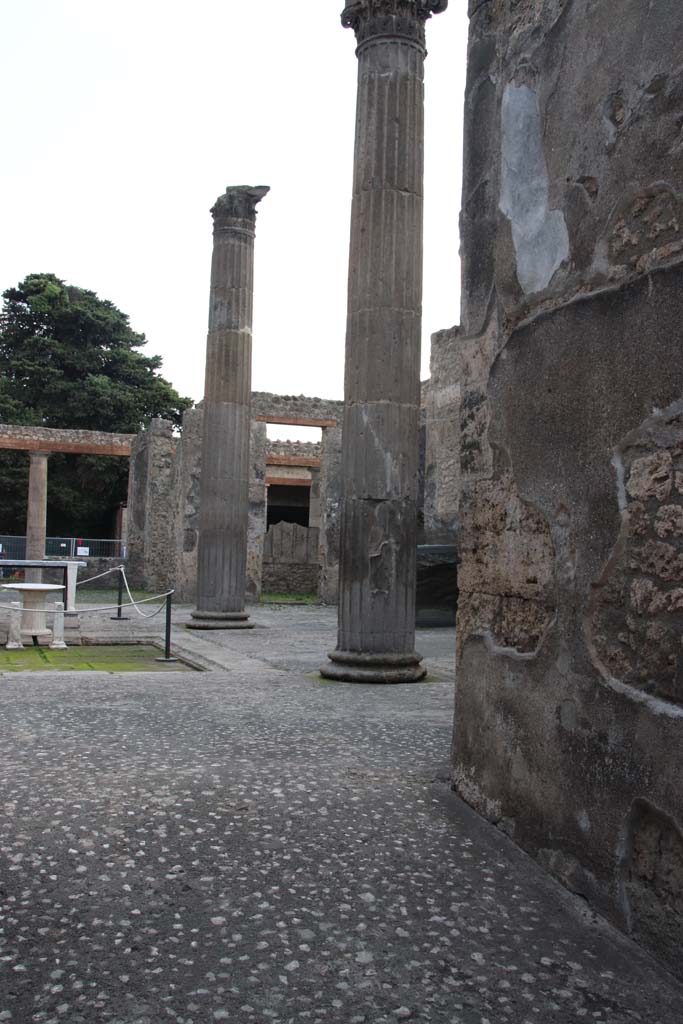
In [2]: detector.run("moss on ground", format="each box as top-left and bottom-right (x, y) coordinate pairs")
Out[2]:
(0, 644), (188, 673)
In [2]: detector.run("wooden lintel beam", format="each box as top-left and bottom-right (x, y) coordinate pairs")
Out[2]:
(266, 476), (311, 487)
(266, 455), (321, 468)
(255, 415), (337, 428)
(0, 437), (133, 457)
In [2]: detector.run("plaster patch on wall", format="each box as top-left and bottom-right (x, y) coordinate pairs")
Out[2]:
(500, 83), (570, 294)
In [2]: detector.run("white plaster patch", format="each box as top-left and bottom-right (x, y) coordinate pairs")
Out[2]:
(577, 810), (591, 834)
(611, 450), (627, 514)
(500, 83), (570, 294)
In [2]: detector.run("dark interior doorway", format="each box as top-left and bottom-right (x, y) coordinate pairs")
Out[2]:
(266, 484), (310, 529)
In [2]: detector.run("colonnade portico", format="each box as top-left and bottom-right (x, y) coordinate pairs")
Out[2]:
(0, 426), (135, 586)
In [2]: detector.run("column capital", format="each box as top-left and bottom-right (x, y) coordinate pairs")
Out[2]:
(341, 0), (447, 49)
(211, 186), (270, 226)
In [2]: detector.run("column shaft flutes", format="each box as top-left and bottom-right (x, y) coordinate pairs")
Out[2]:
(189, 186), (269, 630)
(322, 1), (447, 682)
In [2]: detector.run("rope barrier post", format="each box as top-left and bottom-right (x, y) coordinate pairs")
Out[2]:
(111, 566), (130, 621)
(155, 593), (178, 663)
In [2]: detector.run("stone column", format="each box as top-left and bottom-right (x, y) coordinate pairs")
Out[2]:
(189, 186), (269, 630)
(321, 0), (446, 682)
(26, 450), (49, 583)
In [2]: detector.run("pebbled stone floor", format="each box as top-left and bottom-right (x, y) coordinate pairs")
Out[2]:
(1, 604), (682, 1023)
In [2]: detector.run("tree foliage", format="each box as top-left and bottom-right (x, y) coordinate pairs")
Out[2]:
(0, 273), (192, 536)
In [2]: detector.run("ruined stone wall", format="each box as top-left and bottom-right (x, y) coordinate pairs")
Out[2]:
(169, 406), (268, 604)
(251, 393), (342, 424)
(267, 440), (321, 460)
(423, 327), (461, 544)
(172, 406), (202, 602)
(452, 0), (683, 977)
(128, 400), (339, 604)
(126, 419), (177, 593)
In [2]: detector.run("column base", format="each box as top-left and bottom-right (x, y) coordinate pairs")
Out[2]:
(320, 650), (426, 684)
(187, 610), (254, 631)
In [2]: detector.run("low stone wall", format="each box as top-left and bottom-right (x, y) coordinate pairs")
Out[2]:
(262, 563), (319, 595)
(262, 522), (319, 595)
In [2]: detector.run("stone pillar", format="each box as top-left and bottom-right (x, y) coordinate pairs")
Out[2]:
(125, 419), (177, 593)
(189, 185), (269, 630)
(318, 426), (343, 605)
(26, 450), (49, 583)
(246, 419), (268, 602)
(322, 0), (447, 682)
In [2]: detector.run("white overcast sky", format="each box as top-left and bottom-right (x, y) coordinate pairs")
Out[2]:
(0, 0), (467, 434)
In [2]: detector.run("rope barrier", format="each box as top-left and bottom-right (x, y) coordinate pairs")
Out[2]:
(74, 590), (174, 618)
(73, 564), (172, 620)
(118, 567), (174, 619)
(76, 565), (125, 586)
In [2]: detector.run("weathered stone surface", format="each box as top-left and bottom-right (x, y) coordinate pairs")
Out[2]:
(451, 0), (683, 978)
(423, 328), (460, 544)
(323, 0), (447, 683)
(318, 426), (342, 605)
(589, 403), (683, 704)
(626, 451), (673, 502)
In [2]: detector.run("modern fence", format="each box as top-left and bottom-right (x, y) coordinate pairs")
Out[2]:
(0, 536), (125, 560)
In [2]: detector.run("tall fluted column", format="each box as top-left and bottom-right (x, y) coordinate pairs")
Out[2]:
(26, 450), (49, 583)
(322, 0), (447, 682)
(189, 186), (269, 630)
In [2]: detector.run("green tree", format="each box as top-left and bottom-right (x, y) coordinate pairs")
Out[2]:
(0, 273), (193, 536)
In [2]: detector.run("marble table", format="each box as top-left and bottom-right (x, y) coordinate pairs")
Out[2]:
(2, 583), (66, 647)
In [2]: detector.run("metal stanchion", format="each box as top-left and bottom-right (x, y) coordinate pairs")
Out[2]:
(110, 566), (130, 620)
(155, 593), (178, 663)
